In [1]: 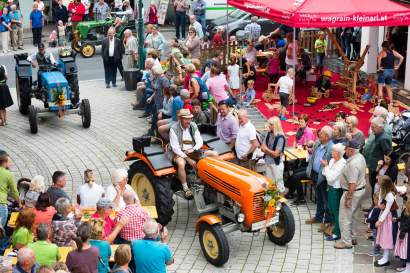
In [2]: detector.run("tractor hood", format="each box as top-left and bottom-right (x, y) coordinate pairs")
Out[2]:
(41, 72), (68, 88)
(76, 19), (113, 38)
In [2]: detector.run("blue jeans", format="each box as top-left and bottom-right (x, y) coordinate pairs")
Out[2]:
(175, 11), (187, 39)
(316, 52), (325, 73)
(342, 35), (352, 59)
(377, 68), (394, 85)
(0, 205), (7, 227)
(196, 14), (206, 33)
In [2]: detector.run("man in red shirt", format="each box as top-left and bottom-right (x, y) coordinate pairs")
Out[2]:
(67, 0), (85, 30)
(115, 190), (149, 243)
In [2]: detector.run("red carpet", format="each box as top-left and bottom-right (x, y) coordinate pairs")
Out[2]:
(254, 73), (374, 146)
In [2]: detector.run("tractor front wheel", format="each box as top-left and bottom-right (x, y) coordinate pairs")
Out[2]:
(81, 43), (95, 58)
(80, 99), (91, 128)
(199, 223), (230, 267)
(16, 77), (31, 115)
(128, 160), (174, 226)
(28, 105), (38, 134)
(267, 203), (295, 245)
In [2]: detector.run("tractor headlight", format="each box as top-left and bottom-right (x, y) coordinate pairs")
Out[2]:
(237, 213), (245, 223)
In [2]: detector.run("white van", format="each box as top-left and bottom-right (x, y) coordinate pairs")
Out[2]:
(189, 0), (236, 20)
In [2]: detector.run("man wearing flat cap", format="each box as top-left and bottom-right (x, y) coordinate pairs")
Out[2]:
(169, 109), (218, 199)
(335, 139), (367, 249)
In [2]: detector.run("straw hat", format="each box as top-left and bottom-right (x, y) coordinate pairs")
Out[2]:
(178, 109), (193, 119)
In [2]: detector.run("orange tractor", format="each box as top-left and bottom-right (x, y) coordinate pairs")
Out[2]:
(125, 132), (295, 266)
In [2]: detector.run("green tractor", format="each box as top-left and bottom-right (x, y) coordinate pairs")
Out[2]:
(71, 18), (136, 58)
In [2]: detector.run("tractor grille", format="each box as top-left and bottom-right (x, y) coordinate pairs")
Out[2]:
(203, 171), (241, 197)
(252, 191), (265, 222)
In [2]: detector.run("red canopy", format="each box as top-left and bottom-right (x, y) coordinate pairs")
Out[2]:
(227, 0), (410, 28)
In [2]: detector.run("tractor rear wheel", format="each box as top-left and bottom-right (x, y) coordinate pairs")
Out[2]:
(267, 203), (295, 245)
(81, 43), (95, 58)
(128, 160), (175, 226)
(199, 223), (229, 266)
(16, 77), (31, 115)
(28, 105), (38, 134)
(80, 99), (91, 128)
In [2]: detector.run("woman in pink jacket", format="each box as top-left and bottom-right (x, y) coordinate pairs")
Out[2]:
(295, 114), (315, 147)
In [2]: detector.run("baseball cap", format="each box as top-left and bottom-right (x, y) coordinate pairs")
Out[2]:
(343, 139), (361, 149)
(96, 198), (114, 209)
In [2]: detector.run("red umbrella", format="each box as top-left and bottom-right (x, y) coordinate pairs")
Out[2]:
(227, 0), (410, 28)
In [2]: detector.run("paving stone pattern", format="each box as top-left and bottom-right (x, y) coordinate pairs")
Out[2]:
(0, 80), (355, 273)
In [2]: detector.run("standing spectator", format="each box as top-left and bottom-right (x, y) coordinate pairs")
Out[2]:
(212, 26), (225, 46)
(189, 15), (203, 39)
(123, 29), (137, 70)
(334, 139), (367, 249)
(89, 219), (111, 273)
(299, 47), (312, 84)
(93, 0), (109, 21)
(345, 115), (365, 149)
(51, 198), (80, 247)
(206, 66), (231, 104)
(351, 27), (361, 60)
(112, 244), (132, 273)
(148, 1), (157, 25)
(273, 68), (294, 121)
(28, 224), (60, 266)
(33, 193), (56, 239)
(184, 27), (201, 59)
(81, 0), (90, 21)
(332, 122), (347, 144)
(30, 2), (43, 46)
(394, 200), (410, 272)
(227, 55), (240, 96)
(244, 41), (257, 65)
(341, 27), (354, 59)
(57, 20), (66, 47)
(295, 114), (315, 147)
(235, 109), (258, 169)
(10, 5), (23, 51)
(114, 0), (123, 12)
(132, 219), (173, 273)
(13, 248), (40, 273)
(285, 32), (299, 70)
(216, 101), (239, 148)
(66, 223), (99, 273)
(0, 65), (13, 126)
(0, 152), (20, 226)
(102, 27), (122, 88)
(173, 0), (189, 40)
(145, 25), (165, 56)
(267, 50), (280, 84)
(244, 16), (261, 42)
(363, 116), (393, 196)
(67, 0), (85, 30)
(53, 0), (68, 23)
(115, 190), (149, 243)
(321, 143), (346, 241)
(46, 171), (70, 206)
(0, 8), (11, 53)
(77, 169), (105, 208)
(11, 208), (35, 249)
(105, 169), (137, 211)
(193, 0), (205, 33)
(376, 151), (399, 184)
(261, 117), (286, 193)
(305, 126), (334, 225)
(148, 65), (170, 135)
(314, 31), (327, 75)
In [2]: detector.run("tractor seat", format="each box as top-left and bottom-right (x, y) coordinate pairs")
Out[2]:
(143, 144), (164, 156)
(147, 153), (174, 171)
(206, 139), (232, 155)
(202, 133), (219, 144)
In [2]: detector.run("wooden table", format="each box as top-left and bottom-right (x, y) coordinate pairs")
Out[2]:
(284, 148), (308, 161)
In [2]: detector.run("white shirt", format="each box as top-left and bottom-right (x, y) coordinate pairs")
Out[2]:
(106, 184), (137, 210)
(278, 75), (293, 94)
(378, 192), (395, 222)
(235, 121), (257, 158)
(227, 64), (240, 89)
(77, 182), (105, 208)
(169, 124), (203, 158)
(38, 1), (45, 12)
(81, 0), (90, 14)
(322, 158), (346, 189)
(109, 38), (115, 57)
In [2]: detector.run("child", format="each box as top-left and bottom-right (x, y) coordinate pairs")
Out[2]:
(375, 175), (398, 267)
(57, 20), (66, 47)
(298, 48), (312, 84)
(267, 50), (280, 84)
(227, 55), (240, 97)
(274, 68), (294, 121)
(313, 70), (332, 98)
(366, 194), (382, 256)
(48, 30), (57, 48)
(243, 80), (256, 107)
(314, 31), (327, 75)
(395, 199), (410, 272)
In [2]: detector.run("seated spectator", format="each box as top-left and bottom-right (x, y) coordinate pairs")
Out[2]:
(46, 171), (70, 206)
(346, 115), (365, 149)
(295, 114), (315, 147)
(332, 122), (347, 144)
(52, 198), (80, 247)
(212, 26), (225, 46)
(235, 109), (258, 169)
(12, 208), (35, 249)
(52, 262), (69, 273)
(132, 219), (173, 273)
(112, 244), (132, 273)
(105, 169), (138, 211)
(243, 80), (256, 107)
(113, 0), (134, 29)
(66, 223), (99, 273)
(12, 248), (39, 273)
(92, 198), (115, 239)
(191, 99), (208, 125)
(33, 193), (56, 239)
(132, 58), (154, 112)
(267, 50), (280, 84)
(216, 101), (239, 148)
(77, 169), (105, 208)
(24, 175), (46, 208)
(115, 190), (149, 243)
(242, 57), (256, 89)
(89, 219), (111, 273)
(157, 87), (173, 122)
(28, 223), (60, 266)
(314, 70), (332, 97)
(335, 111), (346, 123)
(37, 266), (56, 273)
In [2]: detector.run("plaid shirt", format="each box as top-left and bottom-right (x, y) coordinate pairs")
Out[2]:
(115, 204), (149, 241)
(244, 22), (261, 41)
(51, 217), (80, 247)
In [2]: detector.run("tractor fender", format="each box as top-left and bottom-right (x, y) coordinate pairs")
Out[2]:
(195, 215), (222, 233)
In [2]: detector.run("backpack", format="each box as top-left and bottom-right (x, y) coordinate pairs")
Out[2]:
(191, 76), (210, 101)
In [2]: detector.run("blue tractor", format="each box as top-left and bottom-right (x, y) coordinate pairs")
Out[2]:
(14, 48), (91, 134)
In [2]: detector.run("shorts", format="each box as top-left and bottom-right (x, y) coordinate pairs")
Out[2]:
(279, 92), (289, 107)
(377, 69), (394, 85)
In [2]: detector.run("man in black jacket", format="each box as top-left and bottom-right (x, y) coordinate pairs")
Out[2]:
(53, 0), (68, 23)
(102, 27), (123, 88)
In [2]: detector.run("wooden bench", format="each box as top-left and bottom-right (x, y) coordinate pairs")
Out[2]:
(301, 179), (315, 202)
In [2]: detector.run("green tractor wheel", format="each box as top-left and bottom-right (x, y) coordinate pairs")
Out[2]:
(81, 43), (96, 58)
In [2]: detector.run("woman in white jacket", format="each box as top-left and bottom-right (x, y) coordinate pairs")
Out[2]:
(321, 143), (346, 241)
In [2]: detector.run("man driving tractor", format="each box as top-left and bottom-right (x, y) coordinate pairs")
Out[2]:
(168, 109), (218, 199)
(27, 43), (57, 90)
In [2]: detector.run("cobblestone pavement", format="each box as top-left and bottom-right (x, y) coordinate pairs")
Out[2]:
(0, 80), (355, 273)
